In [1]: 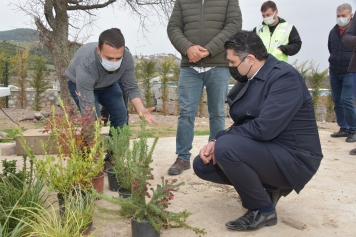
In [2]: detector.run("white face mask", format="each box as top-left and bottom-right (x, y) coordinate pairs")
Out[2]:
(101, 56), (123, 72)
(336, 15), (351, 27)
(263, 12), (276, 25)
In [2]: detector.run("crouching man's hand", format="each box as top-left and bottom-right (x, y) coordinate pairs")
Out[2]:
(199, 140), (216, 165)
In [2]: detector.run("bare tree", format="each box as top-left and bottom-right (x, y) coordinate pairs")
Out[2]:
(14, 0), (175, 106)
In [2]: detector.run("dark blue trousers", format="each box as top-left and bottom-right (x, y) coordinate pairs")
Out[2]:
(67, 80), (127, 129)
(193, 134), (292, 210)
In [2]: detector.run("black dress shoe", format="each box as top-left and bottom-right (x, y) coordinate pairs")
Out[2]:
(330, 129), (349, 138)
(225, 209), (277, 231)
(268, 188), (293, 206)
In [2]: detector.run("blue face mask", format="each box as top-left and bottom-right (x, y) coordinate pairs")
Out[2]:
(100, 56), (123, 72)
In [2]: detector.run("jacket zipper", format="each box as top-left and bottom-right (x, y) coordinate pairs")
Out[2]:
(200, 0), (205, 67)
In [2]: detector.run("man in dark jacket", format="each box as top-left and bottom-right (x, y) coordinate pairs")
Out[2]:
(166, 0), (242, 175)
(253, 1), (302, 62)
(328, 3), (356, 143)
(342, 8), (356, 155)
(193, 30), (323, 231)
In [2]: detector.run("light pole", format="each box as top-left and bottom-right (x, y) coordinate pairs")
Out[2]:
(135, 45), (145, 57)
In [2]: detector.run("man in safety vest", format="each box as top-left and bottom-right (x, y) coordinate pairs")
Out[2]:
(253, 1), (302, 62)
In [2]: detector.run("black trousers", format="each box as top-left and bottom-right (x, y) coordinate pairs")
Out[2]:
(193, 134), (292, 210)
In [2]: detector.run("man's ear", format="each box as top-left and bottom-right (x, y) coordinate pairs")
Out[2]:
(96, 46), (100, 54)
(246, 54), (256, 65)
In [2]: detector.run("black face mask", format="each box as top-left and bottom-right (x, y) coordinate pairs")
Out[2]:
(229, 67), (248, 83)
(229, 57), (252, 83)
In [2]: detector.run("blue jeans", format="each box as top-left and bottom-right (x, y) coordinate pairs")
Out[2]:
(353, 73), (356, 98)
(176, 67), (230, 161)
(67, 80), (127, 128)
(329, 71), (356, 131)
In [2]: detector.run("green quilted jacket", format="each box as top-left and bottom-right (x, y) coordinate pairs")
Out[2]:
(167, 0), (242, 67)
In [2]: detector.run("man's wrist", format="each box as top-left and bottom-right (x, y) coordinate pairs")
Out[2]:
(209, 139), (216, 143)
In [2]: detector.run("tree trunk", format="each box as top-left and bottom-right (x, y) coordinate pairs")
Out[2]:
(45, 1), (76, 111)
(51, 44), (73, 107)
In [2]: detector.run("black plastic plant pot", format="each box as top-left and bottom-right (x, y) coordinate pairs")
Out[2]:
(57, 191), (91, 217)
(57, 193), (66, 217)
(117, 187), (132, 198)
(106, 167), (120, 192)
(131, 218), (160, 237)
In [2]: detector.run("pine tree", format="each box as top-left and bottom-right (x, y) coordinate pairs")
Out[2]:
(30, 56), (49, 111)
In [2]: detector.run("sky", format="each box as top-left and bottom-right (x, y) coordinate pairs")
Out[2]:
(0, 0), (356, 70)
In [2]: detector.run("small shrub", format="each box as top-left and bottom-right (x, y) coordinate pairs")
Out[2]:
(0, 155), (48, 236)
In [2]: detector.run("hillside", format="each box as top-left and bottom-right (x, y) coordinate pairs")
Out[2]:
(0, 28), (39, 42)
(0, 28), (81, 65)
(0, 41), (24, 57)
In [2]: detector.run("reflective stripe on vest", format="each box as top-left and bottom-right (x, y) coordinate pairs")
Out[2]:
(256, 22), (293, 62)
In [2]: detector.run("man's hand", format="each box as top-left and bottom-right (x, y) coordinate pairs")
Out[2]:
(186, 45), (208, 63)
(140, 107), (158, 126)
(199, 141), (216, 165)
(130, 98), (158, 125)
(200, 49), (210, 59)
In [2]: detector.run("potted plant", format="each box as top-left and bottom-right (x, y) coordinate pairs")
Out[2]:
(97, 120), (206, 236)
(105, 124), (132, 192)
(17, 190), (96, 237)
(19, 99), (105, 220)
(0, 155), (48, 236)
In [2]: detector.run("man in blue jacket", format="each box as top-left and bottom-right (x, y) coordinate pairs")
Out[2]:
(328, 3), (356, 142)
(193, 30), (323, 231)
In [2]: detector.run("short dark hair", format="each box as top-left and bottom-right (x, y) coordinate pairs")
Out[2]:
(98, 28), (125, 50)
(224, 30), (268, 60)
(261, 1), (277, 12)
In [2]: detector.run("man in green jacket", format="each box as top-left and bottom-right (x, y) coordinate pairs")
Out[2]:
(167, 0), (242, 175)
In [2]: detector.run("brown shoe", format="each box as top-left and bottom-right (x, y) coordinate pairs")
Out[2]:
(168, 158), (191, 175)
(349, 148), (356, 155)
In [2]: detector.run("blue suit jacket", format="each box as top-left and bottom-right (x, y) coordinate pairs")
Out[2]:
(217, 55), (323, 193)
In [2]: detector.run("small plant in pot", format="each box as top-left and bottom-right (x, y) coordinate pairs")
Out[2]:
(20, 99), (105, 221)
(105, 124), (132, 193)
(0, 155), (48, 236)
(16, 189), (96, 236)
(97, 120), (206, 236)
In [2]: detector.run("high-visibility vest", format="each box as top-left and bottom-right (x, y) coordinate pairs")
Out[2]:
(256, 22), (294, 62)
